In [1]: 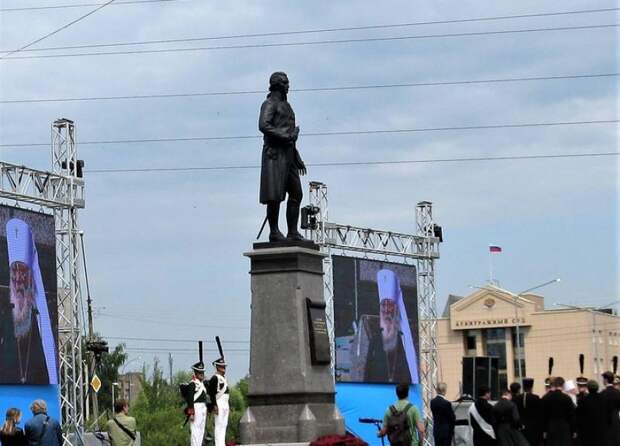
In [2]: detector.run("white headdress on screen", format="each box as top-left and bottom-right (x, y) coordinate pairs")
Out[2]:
(377, 268), (419, 384)
(6, 218), (58, 385)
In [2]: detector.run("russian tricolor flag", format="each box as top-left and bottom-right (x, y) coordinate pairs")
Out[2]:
(489, 245), (502, 253)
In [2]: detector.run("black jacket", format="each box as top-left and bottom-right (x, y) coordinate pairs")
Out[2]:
(470, 398), (496, 446)
(576, 391), (609, 446)
(258, 91), (302, 204)
(600, 386), (620, 446)
(0, 428), (27, 446)
(514, 392), (543, 446)
(541, 389), (576, 446)
(430, 395), (455, 440)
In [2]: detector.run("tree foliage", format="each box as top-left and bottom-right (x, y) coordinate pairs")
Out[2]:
(94, 339), (127, 412)
(127, 360), (248, 445)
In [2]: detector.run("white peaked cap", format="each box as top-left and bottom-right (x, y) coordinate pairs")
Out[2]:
(564, 380), (577, 392)
(7, 218), (35, 266)
(377, 269), (400, 302)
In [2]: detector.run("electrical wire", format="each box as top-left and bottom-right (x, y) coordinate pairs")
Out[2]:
(2, 72), (616, 104)
(0, 0), (178, 12)
(105, 335), (249, 344)
(96, 312), (249, 329)
(2, 119), (616, 148)
(3, 7), (617, 52)
(84, 152), (619, 174)
(2, 23), (616, 60)
(0, 0), (116, 60)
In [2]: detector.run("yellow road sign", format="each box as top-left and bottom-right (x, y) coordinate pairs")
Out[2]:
(90, 374), (102, 393)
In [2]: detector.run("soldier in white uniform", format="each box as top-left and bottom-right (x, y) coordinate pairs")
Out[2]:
(182, 361), (209, 446)
(208, 357), (229, 446)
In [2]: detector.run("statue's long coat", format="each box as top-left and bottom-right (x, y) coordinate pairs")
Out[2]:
(258, 92), (298, 204)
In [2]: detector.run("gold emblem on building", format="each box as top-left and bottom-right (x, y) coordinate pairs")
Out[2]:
(484, 298), (495, 308)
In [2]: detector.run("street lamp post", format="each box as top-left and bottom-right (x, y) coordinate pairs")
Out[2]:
(112, 382), (119, 411)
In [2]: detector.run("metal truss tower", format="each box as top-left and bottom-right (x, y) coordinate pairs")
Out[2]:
(307, 182), (440, 445)
(52, 119), (86, 444)
(415, 201), (440, 437)
(0, 119), (86, 445)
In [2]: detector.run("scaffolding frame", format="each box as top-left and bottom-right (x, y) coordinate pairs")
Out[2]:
(0, 119), (85, 445)
(306, 182), (440, 445)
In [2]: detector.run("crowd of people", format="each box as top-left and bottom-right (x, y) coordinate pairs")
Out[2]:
(0, 399), (136, 446)
(0, 400), (62, 446)
(427, 371), (620, 446)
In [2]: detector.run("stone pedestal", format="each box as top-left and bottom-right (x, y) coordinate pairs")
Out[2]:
(240, 243), (345, 444)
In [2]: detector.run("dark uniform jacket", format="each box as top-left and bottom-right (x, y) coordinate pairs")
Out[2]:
(492, 398), (529, 446)
(470, 398), (496, 446)
(541, 389), (576, 446)
(430, 395), (455, 446)
(600, 385), (620, 446)
(182, 378), (209, 415)
(207, 373), (229, 412)
(258, 91), (302, 204)
(514, 392), (543, 446)
(576, 391), (609, 446)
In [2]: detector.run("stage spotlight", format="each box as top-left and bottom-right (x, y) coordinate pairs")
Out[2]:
(61, 159), (85, 178)
(86, 339), (109, 359)
(301, 205), (320, 230)
(433, 224), (443, 242)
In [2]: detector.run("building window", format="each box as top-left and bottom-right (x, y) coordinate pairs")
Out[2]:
(511, 328), (526, 380)
(485, 328), (507, 391)
(466, 332), (477, 352)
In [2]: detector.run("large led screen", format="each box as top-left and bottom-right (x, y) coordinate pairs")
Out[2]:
(334, 256), (419, 384)
(0, 206), (58, 385)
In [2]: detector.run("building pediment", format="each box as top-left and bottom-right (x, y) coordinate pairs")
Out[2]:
(450, 288), (534, 330)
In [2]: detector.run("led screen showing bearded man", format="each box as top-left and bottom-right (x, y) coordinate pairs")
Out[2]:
(376, 269), (419, 383)
(333, 257), (420, 384)
(0, 210), (58, 385)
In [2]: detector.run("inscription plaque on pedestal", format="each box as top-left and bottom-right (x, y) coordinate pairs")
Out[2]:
(306, 298), (331, 365)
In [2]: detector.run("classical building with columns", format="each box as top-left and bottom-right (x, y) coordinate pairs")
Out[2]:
(437, 286), (620, 398)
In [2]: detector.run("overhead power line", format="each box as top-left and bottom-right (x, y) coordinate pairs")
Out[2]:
(0, 0), (116, 59)
(85, 152), (620, 174)
(1, 119), (615, 148)
(2, 23), (616, 60)
(2, 7), (617, 53)
(105, 335), (249, 344)
(0, 0), (178, 12)
(2, 72), (616, 104)
(96, 312), (249, 329)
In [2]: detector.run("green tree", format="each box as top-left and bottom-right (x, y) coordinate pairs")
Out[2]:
(131, 360), (189, 446)
(226, 376), (248, 442)
(94, 339), (127, 412)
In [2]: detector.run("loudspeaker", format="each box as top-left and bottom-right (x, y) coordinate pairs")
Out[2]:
(462, 356), (500, 400)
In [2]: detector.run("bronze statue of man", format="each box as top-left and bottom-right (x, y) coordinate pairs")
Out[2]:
(258, 72), (307, 242)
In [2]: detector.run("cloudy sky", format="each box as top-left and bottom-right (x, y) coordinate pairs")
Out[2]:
(0, 0), (617, 382)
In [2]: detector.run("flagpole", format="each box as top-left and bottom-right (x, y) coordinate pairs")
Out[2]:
(489, 247), (493, 284)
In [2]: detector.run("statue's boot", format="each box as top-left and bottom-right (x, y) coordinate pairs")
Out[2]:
(286, 199), (306, 241)
(267, 202), (286, 242)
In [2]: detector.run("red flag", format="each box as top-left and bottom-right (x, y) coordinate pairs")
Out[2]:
(489, 245), (502, 253)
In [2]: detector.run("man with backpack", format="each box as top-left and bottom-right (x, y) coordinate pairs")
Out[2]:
(105, 399), (137, 446)
(378, 383), (425, 446)
(23, 400), (62, 446)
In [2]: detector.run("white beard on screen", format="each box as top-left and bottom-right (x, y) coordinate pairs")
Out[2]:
(10, 262), (35, 339)
(381, 313), (401, 352)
